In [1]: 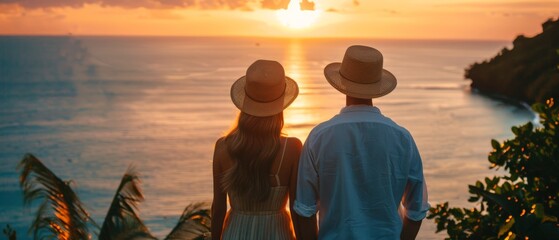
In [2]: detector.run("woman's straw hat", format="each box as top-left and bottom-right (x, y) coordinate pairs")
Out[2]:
(324, 45), (397, 99)
(231, 60), (299, 117)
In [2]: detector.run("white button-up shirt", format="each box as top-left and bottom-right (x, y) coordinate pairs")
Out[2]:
(294, 105), (429, 239)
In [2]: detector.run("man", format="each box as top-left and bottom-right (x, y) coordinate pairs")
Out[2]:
(294, 45), (429, 240)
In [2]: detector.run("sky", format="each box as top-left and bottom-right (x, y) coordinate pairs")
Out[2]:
(0, 0), (558, 40)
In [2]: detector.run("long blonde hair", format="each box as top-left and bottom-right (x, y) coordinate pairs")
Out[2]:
(222, 111), (284, 201)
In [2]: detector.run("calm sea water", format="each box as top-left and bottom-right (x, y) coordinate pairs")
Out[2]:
(0, 36), (535, 239)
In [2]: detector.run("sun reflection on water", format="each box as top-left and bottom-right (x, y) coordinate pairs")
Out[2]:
(283, 40), (319, 142)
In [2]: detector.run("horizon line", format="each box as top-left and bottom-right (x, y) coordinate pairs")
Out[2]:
(0, 33), (512, 42)
(0, 33), (510, 42)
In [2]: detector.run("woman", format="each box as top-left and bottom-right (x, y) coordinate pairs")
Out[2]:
(211, 60), (316, 239)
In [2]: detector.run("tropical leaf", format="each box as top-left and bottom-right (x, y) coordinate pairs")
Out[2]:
(98, 167), (156, 240)
(164, 203), (211, 240)
(18, 154), (91, 240)
(3, 224), (17, 240)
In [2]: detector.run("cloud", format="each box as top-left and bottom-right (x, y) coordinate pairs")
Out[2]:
(197, 0), (249, 9)
(0, 0), (330, 11)
(382, 9), (398, 15)
(325, 8), (338, 12)
(435, 1), (559, 10)
(434, 1), (559, 19)
(0, 3), (23, 15)
(0, 0), (342, 12)
(139, 10), (184, 19)
(352, 0), (359, 7)
(260, 0), (289, 10)
(0, 0), (98, 9)
(300, 0), (314, 11)
(261, 0), (315, 11)
(0, 0), (270, 10)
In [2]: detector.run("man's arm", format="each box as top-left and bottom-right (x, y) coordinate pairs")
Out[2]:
(288, 138), (318, 240)
(400, 136), (429, 239)
(293, 138), (319, 239)
(401, 217), (422, 240)
(297, 214), (318, 240)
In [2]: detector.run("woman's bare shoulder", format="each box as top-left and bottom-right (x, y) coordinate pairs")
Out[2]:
(215, 137), (228, 150)
(284, 137), (302, 166)
(215, 136), (226, 145)
(284, 136), (302, 149)
(213, 137), (229, 160)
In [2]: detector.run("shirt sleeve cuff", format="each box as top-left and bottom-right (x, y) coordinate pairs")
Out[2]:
(404, 202), (430, 221)
(294, 200), (317, 217)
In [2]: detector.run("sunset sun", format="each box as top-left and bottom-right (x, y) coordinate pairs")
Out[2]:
(275, 0), (320, 29)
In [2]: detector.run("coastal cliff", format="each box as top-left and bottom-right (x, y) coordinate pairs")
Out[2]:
(465, 18), (559, 104)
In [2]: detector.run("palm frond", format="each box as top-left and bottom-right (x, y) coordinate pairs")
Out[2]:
(164, 203), (211, 240)
(3, 224), (17, 240)
(18, 153), (91, 240)
(98, 166), (156, 240)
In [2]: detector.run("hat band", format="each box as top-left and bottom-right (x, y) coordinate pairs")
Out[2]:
(339, 69), (381, 84)
(244, 84), (286, 103)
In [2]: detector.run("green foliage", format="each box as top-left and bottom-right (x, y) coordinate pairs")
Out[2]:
(3, 225), (17, 240)
(19, 154), (91, 240)
(98, 168), (156, 240)
(465, 18), (559, 103)
(18, 154), (211, 240)
(428, 99), (559, 239)
(164, 203), (211, 240)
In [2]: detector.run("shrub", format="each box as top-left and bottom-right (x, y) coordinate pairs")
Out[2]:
(428, 98), (559, 240)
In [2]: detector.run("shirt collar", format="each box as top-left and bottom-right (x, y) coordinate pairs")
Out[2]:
(340, 105), (381, 114)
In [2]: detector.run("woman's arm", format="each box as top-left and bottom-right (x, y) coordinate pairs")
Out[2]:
(288, 138), (318, 240)
(211, 139), (227, 240)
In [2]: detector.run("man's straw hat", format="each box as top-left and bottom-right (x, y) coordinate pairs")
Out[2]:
(324, 45), (397, 99)
(231, 60), (298, 117)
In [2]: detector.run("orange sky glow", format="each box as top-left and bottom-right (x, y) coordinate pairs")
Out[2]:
(0, 0), (558, 40)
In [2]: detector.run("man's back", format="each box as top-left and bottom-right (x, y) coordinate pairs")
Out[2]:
(295, 105), (428, 239)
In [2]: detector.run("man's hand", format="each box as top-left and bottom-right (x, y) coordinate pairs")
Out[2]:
(401, 217), (422, 240)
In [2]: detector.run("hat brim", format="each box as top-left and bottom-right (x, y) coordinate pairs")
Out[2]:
(230, 75), (299, 117)
(324, 62), (397, 99)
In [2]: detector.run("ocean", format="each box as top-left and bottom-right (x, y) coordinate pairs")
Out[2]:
(0, 36), (535, 239)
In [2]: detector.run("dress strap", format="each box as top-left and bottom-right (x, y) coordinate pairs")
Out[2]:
(274, 137), (289, 186)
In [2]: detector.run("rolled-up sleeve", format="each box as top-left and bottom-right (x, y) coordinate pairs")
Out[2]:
(294, 139), (319, 217)
(402, 179), (429, 221)
(402, 137), (430, 221)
